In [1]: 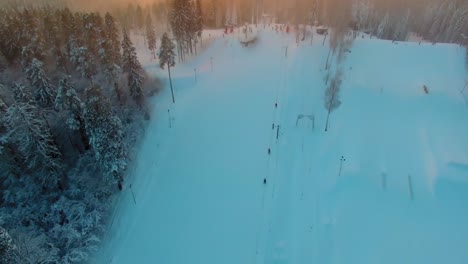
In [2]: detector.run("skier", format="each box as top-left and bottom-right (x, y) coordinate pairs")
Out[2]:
(268, 148), (271, 155)
(117, 181), (123, 191)
(275, 102), (278, 108)
(263, 178), (267, 184)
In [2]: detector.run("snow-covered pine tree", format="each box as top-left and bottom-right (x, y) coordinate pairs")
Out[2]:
(82, 13), (104, 59)
(0, 50), (7, 72)
(11, 83), (34, 105)
(56, 75), (90, 150)
(69, 40), (97, 82)
(26, 58), (57, 108)
(5, 96), (63, 184)
(136, 5), (145, 31)
(0, 226), (14, 263)
(83, 84), (127, 181)
(122, 30), (145, 106)
(146, 15), (157, 59)
(103, 12), (123, 103)
(159, 33), (176, 103)
(0, 89), (22, 178)
(19, 9), (46, 67)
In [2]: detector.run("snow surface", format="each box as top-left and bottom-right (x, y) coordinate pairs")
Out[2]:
(94, 27), (468, 264)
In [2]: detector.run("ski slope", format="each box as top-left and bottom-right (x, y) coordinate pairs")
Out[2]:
(94, 27), (468, 264)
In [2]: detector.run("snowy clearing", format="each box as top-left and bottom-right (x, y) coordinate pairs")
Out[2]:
(94, 27), (468, 264)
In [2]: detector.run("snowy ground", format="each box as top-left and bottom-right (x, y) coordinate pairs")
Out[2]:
(94, 27), (468, 264)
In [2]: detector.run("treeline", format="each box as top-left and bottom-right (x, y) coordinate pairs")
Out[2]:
(286, 0), (468, 44)
(0, 6), (158, 263)
(170, 0), (203, 62)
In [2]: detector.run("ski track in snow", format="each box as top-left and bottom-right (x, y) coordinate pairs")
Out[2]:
(94, 27), (468, 264)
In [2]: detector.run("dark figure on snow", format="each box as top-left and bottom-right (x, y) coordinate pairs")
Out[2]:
(118, 181), (123, 191)
(268, 148), (271, 155)
(263, 178), (267, 184)
(275, 102), (278, 108)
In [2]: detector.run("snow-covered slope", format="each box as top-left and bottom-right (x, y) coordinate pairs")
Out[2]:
(94, 28), (468, 264)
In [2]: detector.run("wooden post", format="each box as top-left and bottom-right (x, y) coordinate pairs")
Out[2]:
(276, 125), (280, 141)
(408, 175), (414, 201)
(168, 109), (172, 128)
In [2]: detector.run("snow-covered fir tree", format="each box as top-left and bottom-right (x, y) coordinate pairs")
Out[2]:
(11, 83), (34, 105)
(26, 58), (57, 108)
(83, 84), (127, 181)
(102, 12), (123, 102)
(0, 50), (7, 72)
(56, 75), (90, 150)
(122, 30), (145, 106)
(0, 226), (14, 263)
(69, 40), (97, 82)
(5, 99), (63, 184)
(146, 15), (157, 59)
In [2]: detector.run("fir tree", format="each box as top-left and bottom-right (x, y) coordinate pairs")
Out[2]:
(159, 33), (176, 103)
(146, 15), (157, 59)
(5, 100), (63, 183)
(83, 84), (127, 181)
(135, 5), (144, 31)
(0, 50), (7, 72)
(103, 13), (123, 103)
(55, 75), (90, 150)
(122, 30), (145, 106)
(26, 58), (56, 108)
(0, 227), (14, 264)
(69, 41), (97, 82)
(11, 83), (34, 105)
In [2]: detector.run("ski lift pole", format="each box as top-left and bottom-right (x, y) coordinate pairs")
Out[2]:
(276, 125), (280, 142)
(168, 109), (172, 128)
(338, 156), (346, 177)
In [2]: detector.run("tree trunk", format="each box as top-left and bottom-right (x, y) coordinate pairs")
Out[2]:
(114, 82), (122, 105)
(323, 33), (328, 46)
(325, 48), (332, 70)
(325, 108), (331, 132)
(77, 116), (90, 150)
(168, 66), (175, 104)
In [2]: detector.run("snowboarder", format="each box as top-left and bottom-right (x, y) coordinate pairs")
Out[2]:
(263, 178), (267, 184)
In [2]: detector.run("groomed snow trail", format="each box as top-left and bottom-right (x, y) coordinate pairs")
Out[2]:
(95, 28), (468, 264)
